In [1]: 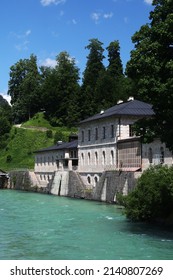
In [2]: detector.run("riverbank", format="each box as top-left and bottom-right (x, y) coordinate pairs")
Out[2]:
(6, 169), (137, 203)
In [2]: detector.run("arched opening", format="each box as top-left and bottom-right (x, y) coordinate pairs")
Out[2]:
(88, 152), (91, 165)
(87, 175), (91, 185)
(102, 151), (106, 165)
(110, 150), (114, 165)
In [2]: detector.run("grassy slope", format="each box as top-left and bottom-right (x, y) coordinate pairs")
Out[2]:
(0, 113), (77, 171)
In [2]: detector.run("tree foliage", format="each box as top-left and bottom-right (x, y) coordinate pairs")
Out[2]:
(7, 39), (131, 127)
(124, 165), (173, 224)
(80, 38), (105, 119)
(0, 96), (12, 148)
(41, 51), (80, 127)
(8, 54), (41, 123)
(80, 39), (129, 119)
(126, 0), (173, 149)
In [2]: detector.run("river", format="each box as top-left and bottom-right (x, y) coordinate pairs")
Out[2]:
(0, 190), (173, 260)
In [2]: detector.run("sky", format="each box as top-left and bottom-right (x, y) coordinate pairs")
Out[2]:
(0, 0), (154, 104)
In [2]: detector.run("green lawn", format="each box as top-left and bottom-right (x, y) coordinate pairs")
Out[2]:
(0, 113), (77, 171)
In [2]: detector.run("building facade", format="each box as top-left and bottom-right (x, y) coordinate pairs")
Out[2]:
(77, 99), (173, 186)
(34, 139), (78, 187)
(33, 99), (173, 192)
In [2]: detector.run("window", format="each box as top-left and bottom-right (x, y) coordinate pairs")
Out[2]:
(74, 151), (77, 158)
(111, 150), (114, 165)
(102, 151), (106, 165)
(81, 153), (84, 165)
(82, 131), (84, 142)
(103, 126), (106, 139)
(87, 176), (91, 184)
(88, 152), (91, 165)
(95, 127), (98, 140)
(129, 124), (135, 137)
(111, 124), (114, 138)
(88, 129), (91, 141)
(95, 151), (98, 165)
(94, 176), (98, 186)
(148, 147), (153, 164)
(160, 147), (164, 164)
(70, 151), (73, 158)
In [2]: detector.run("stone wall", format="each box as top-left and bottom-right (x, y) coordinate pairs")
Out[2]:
(68, 171), (86, 198)
(93, 170), (136, 203)
(7, 169), (137, 204)
(0, 176), (8, 189)
(9, 170), (49, 193)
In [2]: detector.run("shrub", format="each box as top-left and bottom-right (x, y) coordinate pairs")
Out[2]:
(46, 130), (53, 138)
(6, 155), (12, 163)
(124, 165), (173, 222)
(54, 131), (66, 143)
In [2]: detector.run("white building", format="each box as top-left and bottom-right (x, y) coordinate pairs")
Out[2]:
(33, 99), (173, 194)
(77, 99), (173, 186)
(34, 138), (78, 188)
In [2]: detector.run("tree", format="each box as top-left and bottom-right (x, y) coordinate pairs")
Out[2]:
(0, 98), (12, 148)
(8, 54), (41, 123)
(80, 38), (105, 119)
(126, 0), (173, 150)
(124, 165), (173, 224)
(106, 40), (123, 78)
(41, 51), (81, 127)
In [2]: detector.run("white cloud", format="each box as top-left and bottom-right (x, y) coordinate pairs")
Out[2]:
(144, 0), (153, 4)
(91, 12), (101, 24)
(40, 0), (66, 6)
(0, 93), (11, 105)
(11, 29), (31, 40)
(15, 40), (29, 51)
(91, 11), (113, 24)
(72, 19), (77, 25)
(103, 12), (113, 19)
(40, 58), (57, 68)
(10, 29), (31, 51)
(25, 30), (31, 36)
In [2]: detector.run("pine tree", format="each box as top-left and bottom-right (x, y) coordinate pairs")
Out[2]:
(80, 38), (105, 119)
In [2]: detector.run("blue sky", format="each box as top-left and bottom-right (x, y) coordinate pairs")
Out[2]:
(0, 0), (153, 103)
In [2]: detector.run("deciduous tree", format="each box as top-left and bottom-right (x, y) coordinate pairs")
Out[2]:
(126, 0), (173, 150)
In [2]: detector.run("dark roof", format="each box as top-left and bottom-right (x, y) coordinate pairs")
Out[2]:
(80, 99), (155, 124)
(34, 140), (78, 154)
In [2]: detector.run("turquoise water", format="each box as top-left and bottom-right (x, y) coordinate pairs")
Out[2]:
(0, 190), (173, 260)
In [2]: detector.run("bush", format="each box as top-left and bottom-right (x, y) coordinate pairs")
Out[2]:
(54, 131), (66, 143)
(46, 130), (53, 138)
(6, 155), (12, 163)
(124, 165), (173, 222)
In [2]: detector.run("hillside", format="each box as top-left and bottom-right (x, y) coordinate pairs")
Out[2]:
(0, 113), (77, 171)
